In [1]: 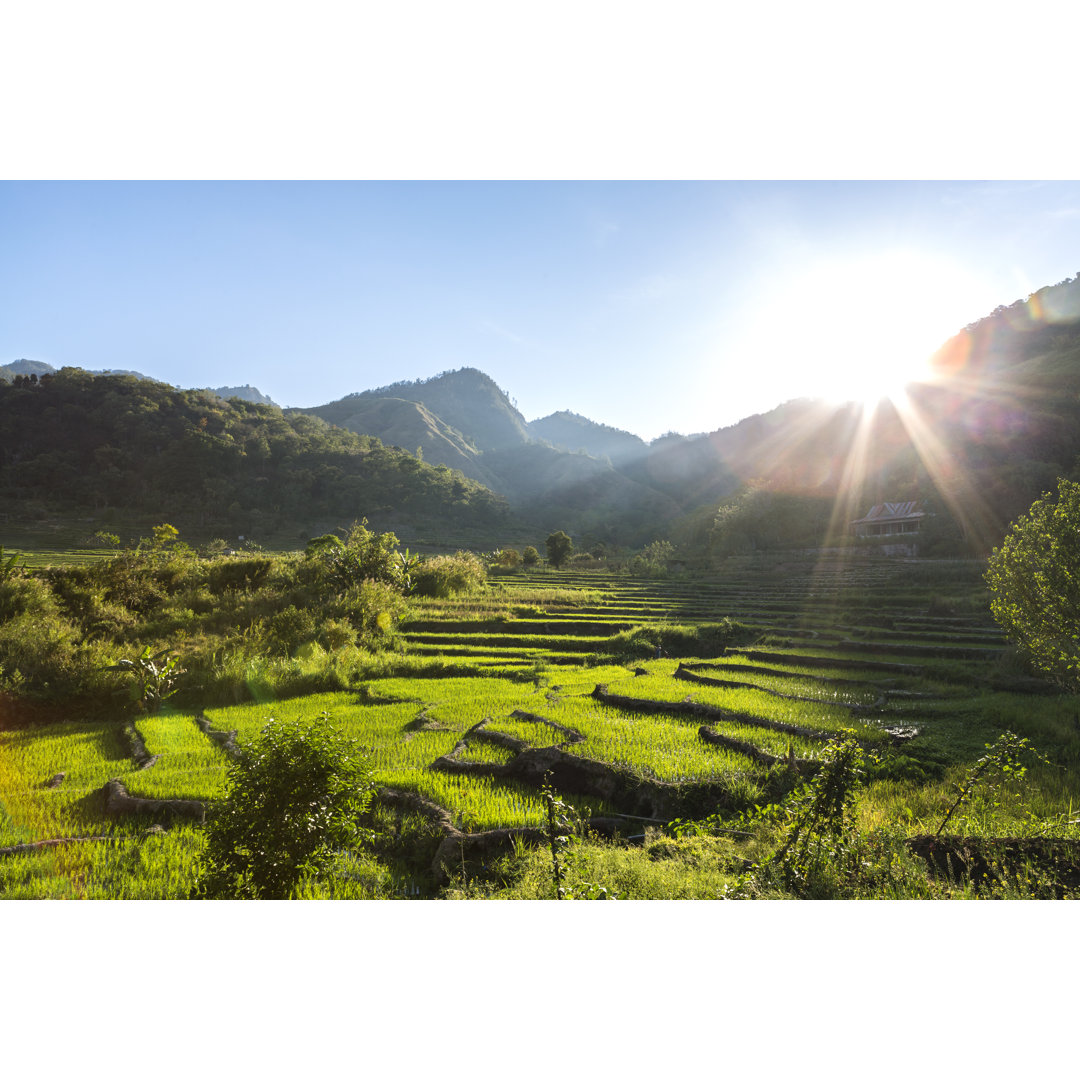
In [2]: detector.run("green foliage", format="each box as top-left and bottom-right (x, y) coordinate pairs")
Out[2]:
(107, 646), (186, 713)
(545, 530), (573, 568)
(305, 533), (346, 557)
(207, 555), (274, 594)
(491, 547), (523, 569)
(316, 519), (411, 595)
(541, 781), (617, 900)
(0, 546), (23, 583)
(606, 619), (753, 659)
(710, 488), (835, 557)
(263, 606), (320, 657)
(985, 478), (1080, 690)
(410, 551), (487, 598)
(149, 522), (180, 550)
(934, 731), (1046, 837)
(0, 368), (509, 538)
(733, 736), (871, 898)
(521, 545), (540, 567)
(193, 713), (374, 899)
(625, 539), (674, 577)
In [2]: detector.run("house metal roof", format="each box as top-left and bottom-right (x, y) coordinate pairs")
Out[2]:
(850, 501), (926, 526)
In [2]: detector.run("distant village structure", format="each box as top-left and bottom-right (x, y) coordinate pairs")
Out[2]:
(849, 500), (927, 556)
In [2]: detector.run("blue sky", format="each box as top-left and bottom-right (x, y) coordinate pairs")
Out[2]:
(4, 180), (1080, 440)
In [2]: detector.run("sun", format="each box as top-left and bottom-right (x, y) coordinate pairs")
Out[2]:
(738, 249), (988, 407)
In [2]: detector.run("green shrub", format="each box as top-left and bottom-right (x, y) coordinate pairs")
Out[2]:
(606, 619), (753, 658)
(339, 578), (409, 647)
(318, 618), (358, 652)
(0, 609), (110, 701)
(264, 605), (319, 657)
(410, 551), (487, 598)
(315, 519), (410, 595)
(0, 574), (62, 620)
(207, 555), (274, 594)
(193, 713), (375, 899)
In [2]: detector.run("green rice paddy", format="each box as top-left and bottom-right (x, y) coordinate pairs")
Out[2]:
(4, 554), (1080, 898)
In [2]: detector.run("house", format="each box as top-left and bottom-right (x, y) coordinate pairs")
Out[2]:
(849, 501), (926, 539)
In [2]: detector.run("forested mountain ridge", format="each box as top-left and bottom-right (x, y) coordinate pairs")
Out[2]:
(0, 368), (507, 543)
(1, 359), (279, 408)
(301, 368), (688, 543)
(307, 368), (530, 452)
(527, 410), (648, 466)
(6, 275), (1080, 556)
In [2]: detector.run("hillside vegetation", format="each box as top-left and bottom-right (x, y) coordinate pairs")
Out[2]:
(4, 547), (1080, 900)
(0, 368), (507, 546)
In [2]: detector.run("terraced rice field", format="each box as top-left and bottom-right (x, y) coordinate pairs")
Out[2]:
(3, 552), (1075, 898)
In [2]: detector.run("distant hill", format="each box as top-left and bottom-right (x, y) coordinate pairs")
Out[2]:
(1, 360), (277, 408)
(0, 359), (56, 380)
(528, 410), (647, 466)
(208, 385), (278, 407)
(8, 274), (1080, 555)
(302, 368), (684, 543)
(304, 393), (495, 487)
(0, 368), (507, 543)
(309, 368), (529, 452)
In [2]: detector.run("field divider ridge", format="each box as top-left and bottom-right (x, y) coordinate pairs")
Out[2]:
(590, 683), (839, 742)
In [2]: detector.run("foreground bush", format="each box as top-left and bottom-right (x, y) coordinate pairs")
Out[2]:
(192, 713), (374, 899)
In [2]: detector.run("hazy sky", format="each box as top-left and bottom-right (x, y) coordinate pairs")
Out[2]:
(4, 180), (1080, 440)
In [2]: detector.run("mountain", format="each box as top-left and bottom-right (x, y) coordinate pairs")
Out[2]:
(208, 385), (279, 407)
(0, 368), (507, 543)
(303, 393), (495, 486)
(309, 368), (529, 452)
(1, 359), (56, 380)
(1, 360), (278, 408)
(528, 410), (647, 466)
(303, 368), (685, 543)
(7, 274), (1080, 556)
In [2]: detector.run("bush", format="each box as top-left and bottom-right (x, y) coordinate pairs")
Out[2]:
(522, 546), (540, 567)
(207, 556), (274, 594)
(625, 539), (675, 578)
(315, 519), (410, 595)
(339, 578), (409, 647)
(263, 605), (319, 657)
(193, 713), (374, 899)
(0, 574), (62, 621)
(985, 478), (1080, 690)
(606, 619), (753, 659)
(410, 551), (487, 598)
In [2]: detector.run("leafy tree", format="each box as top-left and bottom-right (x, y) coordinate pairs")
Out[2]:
(626, 539), (674, 577)
(522, 545), (540, 567)
(193, 713), (374, 899)
(985, 478), (1080, 690)
(491, 547), (523, 569)
(545, 530), (573, 569)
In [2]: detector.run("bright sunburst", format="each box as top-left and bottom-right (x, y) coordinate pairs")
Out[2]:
(737, 249), (990, 407)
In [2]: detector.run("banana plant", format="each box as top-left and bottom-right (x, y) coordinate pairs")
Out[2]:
(107, 646), (186, 713)
(0, 547), (22, 583)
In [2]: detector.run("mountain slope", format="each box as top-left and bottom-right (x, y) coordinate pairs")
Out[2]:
(0, 368), (508, 542)
(309, 368), (530, 453)
(528, 410), (647, 466)
(300, 394), (496, 487)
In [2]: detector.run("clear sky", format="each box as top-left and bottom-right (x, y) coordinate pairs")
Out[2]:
(4, 179), (1080, 441)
